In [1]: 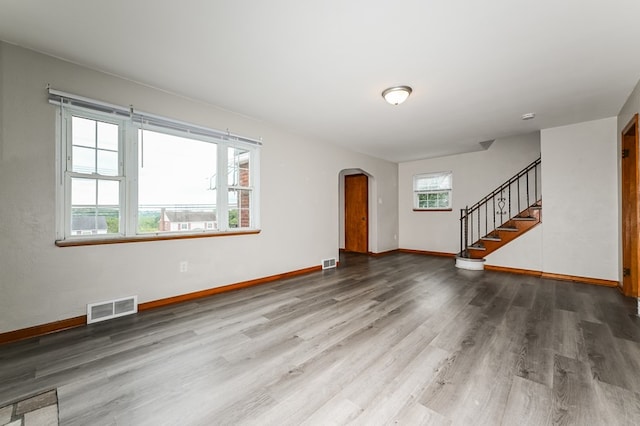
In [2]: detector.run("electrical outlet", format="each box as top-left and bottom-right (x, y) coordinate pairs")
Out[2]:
(179, 261), (188, 272)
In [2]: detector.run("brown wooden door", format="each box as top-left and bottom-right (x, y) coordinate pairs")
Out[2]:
(345, 174), (368, 253)
(621, 113), (639, 298)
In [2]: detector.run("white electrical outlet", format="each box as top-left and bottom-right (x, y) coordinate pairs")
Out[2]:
(179, 261), (188, 272)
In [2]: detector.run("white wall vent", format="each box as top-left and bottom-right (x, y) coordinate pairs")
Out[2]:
(87, 296), (138, 324)
(322, 258), (337, 270)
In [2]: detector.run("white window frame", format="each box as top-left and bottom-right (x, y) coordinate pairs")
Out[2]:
(53, 92), (261, 243)
(413, 171), (453, 210)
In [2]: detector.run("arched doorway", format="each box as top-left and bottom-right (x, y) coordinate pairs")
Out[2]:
(344, 173), (368, 253)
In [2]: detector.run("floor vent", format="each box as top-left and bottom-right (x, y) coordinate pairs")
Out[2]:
(322, 258), (337, 269)
(87, 296), (138, 324)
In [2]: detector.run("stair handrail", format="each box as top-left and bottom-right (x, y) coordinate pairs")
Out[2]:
(459, 156), (541, 257)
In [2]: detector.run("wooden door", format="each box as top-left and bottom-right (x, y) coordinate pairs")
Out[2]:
(621, 113), (639, 298)
(345, 174), (368, 253)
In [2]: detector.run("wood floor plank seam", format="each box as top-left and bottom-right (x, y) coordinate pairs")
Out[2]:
(0, 252), (638, 425)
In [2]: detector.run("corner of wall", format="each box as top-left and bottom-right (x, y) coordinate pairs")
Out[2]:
(0, 41), (4, 162)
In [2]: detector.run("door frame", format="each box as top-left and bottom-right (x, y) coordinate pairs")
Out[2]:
(621, 113), (639, 298)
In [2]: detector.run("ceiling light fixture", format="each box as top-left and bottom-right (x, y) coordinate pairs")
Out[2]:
(382, 86), (412, 105)
(521, 112), (536, 120)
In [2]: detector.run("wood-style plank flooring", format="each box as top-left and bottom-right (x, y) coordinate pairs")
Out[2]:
(1, 252), (640, 425)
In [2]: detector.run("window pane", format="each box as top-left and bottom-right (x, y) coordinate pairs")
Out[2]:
(228, 189), (251, 228)
(72, 116), (120, 177)
(98, 180), (119, 205)
(72, 146), (96, 174)
(70, 178), (120, 235)
(72, 116), (96, 148)
(155, 207), (217, 233)
(97, 150), (118, 176)
(70, 208), (119, 235)
(71, 178), (96, 205)
(417, 193), (428, 208)
(228, 147), (250, 187)
(414, 190), (451, 209)
(138, 129), (217, 233)
(97, 121), (118, 151)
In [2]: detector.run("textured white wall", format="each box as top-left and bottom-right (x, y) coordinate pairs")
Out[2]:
(618, 80), (640, 137)
(398, 134), (541, 254)
(484, 226), (542, 271)
(0, 43), (398, 333)
(540, 117), (618, 281)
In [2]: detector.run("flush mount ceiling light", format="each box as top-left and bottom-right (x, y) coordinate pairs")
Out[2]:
(521, 112), (536, 120)
(382, 86), (412, 105)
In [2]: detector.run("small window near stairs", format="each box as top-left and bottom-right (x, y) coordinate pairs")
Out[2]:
(413, 171), (452, 210)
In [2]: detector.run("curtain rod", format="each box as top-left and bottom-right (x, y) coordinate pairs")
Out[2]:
(47, 87), (263, 146)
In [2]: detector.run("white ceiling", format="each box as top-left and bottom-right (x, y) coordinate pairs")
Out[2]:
(1, 0), (640, 162)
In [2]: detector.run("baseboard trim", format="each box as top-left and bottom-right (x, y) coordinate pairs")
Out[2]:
(0, 264), (323, 346)
(485, 265), (542, 277)
(0, 316), (87, 346)
(138, 265), (322, 311)
(485, 265), (619, 287)
(368, 249), (399, 257)
(398, 248), (456, 258)
(540, 272), (619, 288)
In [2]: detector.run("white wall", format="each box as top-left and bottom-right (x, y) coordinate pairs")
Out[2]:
(0, 43), (398, 333)
(540, 117), (618, 281)
(398, 133), (541, 255)
(618, 80), (640, 136)
(484, 226), (542, 271)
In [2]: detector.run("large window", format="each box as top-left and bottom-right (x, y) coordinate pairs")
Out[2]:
(413, 171), (452, 210)
(53, 92), (260, 243)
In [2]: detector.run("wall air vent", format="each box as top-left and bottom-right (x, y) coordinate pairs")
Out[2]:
(322, 258), (337, 270)
(87, 296), (138, 324)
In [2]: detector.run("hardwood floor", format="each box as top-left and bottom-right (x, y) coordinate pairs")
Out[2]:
(1, 252), (639, 425)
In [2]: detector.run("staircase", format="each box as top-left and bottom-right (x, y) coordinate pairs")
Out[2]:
(456, 157), (541, 269)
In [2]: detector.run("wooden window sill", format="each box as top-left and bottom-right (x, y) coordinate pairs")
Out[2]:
(55, 229), (261, 247)
(413, 208), (453, 212)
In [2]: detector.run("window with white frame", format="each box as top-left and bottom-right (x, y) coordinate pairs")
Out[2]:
(52, 90), (261, 242)
(413, 171), (452, 210)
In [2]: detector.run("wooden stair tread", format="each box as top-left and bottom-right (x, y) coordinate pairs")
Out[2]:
(466, 200), (541, 259)
(463, 194), (542, 260)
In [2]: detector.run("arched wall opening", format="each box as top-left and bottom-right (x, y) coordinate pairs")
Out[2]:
(338, 168), (379, 253)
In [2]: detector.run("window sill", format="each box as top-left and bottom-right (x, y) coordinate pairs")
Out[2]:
(55, 229), (261, 247)
(413, 208), (453, 212)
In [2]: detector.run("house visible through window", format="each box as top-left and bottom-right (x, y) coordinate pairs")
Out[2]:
(414, 171), (452, 210)
(52, 90), (261, 242)
(137, 129), (218, 234)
